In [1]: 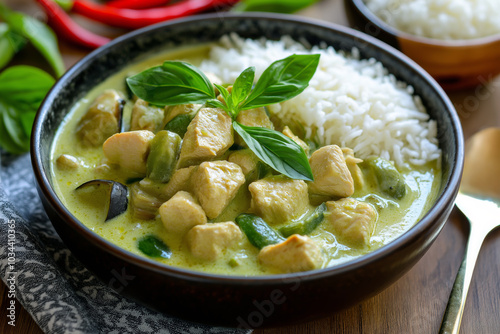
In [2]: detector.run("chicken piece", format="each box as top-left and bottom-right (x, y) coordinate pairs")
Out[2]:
(249, 175), (309, 225)
(76, 89), (123, 147)
(102, 130), (155, 175)
(308, 145), (354, 198)
(234, 107), (274, 146)
(282, 126), (309, 155)
(138, 166), (197, 203)
(258, 235), (323, 273)
(159, 191), (207, 235)
(325, 198), (377, 247)
(56, 154), (80, 170)
(228, 149), (259, 176)
(163, 103), (201, 125)
(236, 107), (274, 129)
(192, 161), (245, 219)
(177, 108), (233, 167)
(342, 148), (365, 190)
(161, 166), (197, 200)
(186, 222), (243, 261)
(130, 183), (163, 220)
(130, 99), (164, 133)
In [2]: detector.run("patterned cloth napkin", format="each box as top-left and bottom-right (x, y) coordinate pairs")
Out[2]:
(0, 151), (251, 334)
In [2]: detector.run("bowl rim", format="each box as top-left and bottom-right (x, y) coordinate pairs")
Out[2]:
(32, 12), (464, 285)
(349, 0), (500, 47)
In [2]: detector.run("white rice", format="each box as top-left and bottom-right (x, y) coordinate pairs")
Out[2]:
(364, 0), (500, 40)
(199, 34), (441, 168)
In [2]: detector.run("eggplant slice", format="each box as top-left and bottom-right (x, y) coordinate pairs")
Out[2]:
(76, 179), (128, 221)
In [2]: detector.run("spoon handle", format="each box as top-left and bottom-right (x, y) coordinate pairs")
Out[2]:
(438, 224), (489, 334)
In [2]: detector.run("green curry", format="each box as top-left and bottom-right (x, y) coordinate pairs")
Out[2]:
(51, 45), (441, 275)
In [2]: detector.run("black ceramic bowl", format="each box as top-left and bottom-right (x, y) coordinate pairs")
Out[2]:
(32, 13), (463, 328)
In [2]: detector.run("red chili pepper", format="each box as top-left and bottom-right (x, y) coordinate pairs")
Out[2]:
(71, 0), (240, 30)
(36, 0), (111, 49)
(107, 0), (172, 9)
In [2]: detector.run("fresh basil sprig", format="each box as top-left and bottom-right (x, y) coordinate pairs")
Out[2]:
(127, 54), (320, 181)
(0, 66), (55, 154)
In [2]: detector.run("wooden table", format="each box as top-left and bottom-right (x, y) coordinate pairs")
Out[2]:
(1, 0), (499, 333)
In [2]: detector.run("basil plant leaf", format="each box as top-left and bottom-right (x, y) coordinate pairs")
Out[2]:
(127, 61), (216, 106)
(206, 99), (227, 111)
(231, 66), (255, 111)
(232, 0), (318, 14)
(19, 112), (36, 136)
(240, 54), (320, 110)
(214, 83), (232, 111)
(233, 122), (314, 181)
(0, 65), (55, 113)
(5, 26), (27, 53)
(0, 23), (26, 69)
(0, 100), (29, 154)
(138, 235), (172, 259)
(0, 24), (15, 69)
(0, 66), (55, 154)
(0, 3), (65, 77)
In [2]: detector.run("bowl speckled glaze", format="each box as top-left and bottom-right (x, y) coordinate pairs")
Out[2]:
(345, 0), (500, 91)
(32, 13), (463, 328)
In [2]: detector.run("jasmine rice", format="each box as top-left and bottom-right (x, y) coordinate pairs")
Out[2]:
(364, 0), (500, 40)
(199, 34), (441, 168)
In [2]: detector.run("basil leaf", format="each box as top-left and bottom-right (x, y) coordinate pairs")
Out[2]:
(232, 0), (318, 13)
(0, 24), (26, 69)
(214, 83), (232, 111)
(0, 4), (64, 77)
(240, 54), (320, 110)
(206, 99), (227, 110)
(0, 101), (29, 154)
(0, 66), (55, 154)
(138, 235), (172, 259)
(5, 26), (26, 52)
(0, 65), (55, 113)
(127, 61), (216, 106)
(233, 122), (313, 181)
(231, 66), (255, 111)
(0, 24), (15, 69)
(19, 112), (36, 136)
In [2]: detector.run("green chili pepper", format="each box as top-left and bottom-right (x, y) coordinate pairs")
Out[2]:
(365, 156), (406, 200)
(279, 202), (327, 237)
(163, 113), (193, 138)
(146, 130), (181, 183)
(235, 213), (285, 249)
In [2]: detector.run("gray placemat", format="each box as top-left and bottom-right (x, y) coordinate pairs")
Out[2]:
(0, 151), (251, 334)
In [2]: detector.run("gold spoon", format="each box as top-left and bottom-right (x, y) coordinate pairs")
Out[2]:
(439, 127), (500, 334)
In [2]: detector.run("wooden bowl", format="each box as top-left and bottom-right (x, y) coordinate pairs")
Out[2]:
(31, 13), (463, 328)
(345, 0), (500, 90)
